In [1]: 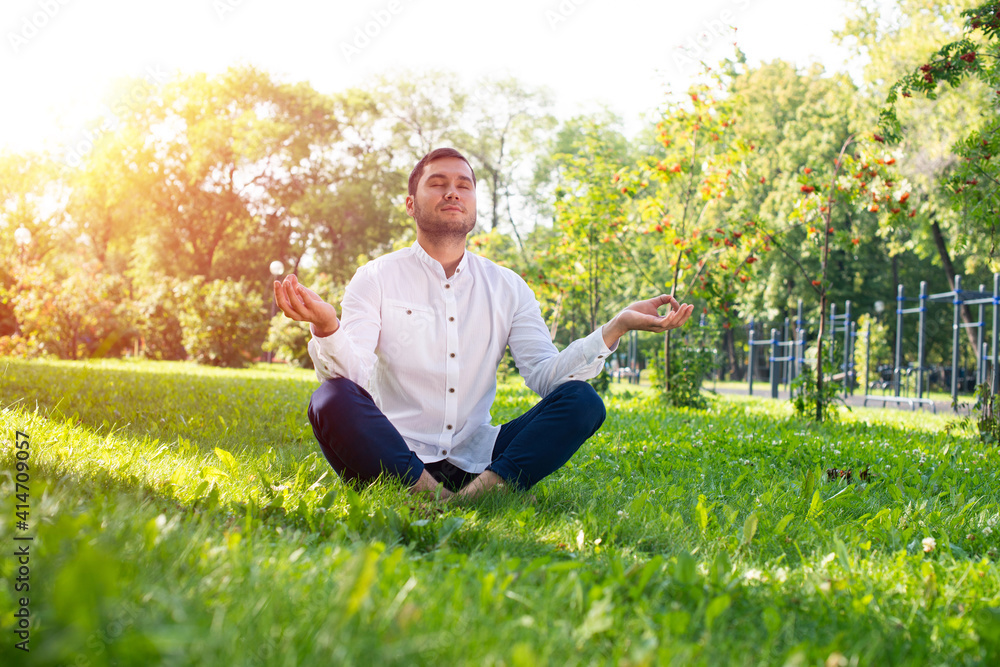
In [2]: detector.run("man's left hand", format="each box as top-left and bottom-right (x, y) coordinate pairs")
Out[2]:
(602, 294), (695, 348)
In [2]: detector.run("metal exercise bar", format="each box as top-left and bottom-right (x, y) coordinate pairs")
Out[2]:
(917, 281), (927, 400)
(994, 274), (1000, 394)
(978, 283), (986, 386)
(894, 283), (927, 399)
(894, 284), (903, 397)
(864, 318), (871, 393)
(953, 275), (962, 408)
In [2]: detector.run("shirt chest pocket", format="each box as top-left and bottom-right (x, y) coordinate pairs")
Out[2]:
(380, 299), (438, 358)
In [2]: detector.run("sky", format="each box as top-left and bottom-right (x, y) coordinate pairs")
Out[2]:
(0, 0), (860, 160)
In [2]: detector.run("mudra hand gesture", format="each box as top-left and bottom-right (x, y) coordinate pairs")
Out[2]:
(273, 274), (340, 337)
(602, 294), (695, 347)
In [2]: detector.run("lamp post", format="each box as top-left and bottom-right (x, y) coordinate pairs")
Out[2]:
(14, 226), (31, 257)
(267, 260), (284, 363)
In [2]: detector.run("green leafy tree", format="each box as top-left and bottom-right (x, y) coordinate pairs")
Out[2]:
(110, 66), (341, 282)
(781, 134), (916, 419)
(843, 0), (995, 348)
(879, 0), (1000, 258)
(547, 117), (640, 344)
(0, 151), (69, 337)
(621, 80), (769, 401)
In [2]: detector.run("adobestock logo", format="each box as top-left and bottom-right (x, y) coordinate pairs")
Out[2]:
(212, 0), (250, 21)
(7, 0), (72, 54)
(62, 64), (171, 169)
(671, 0), (751, 74)
(340, 0), (410, 64)
(544, 0), (591, 31)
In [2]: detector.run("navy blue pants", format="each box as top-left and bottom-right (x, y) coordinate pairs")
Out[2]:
(307, 378), (606, 491)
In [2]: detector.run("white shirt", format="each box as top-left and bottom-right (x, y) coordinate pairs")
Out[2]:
(308, 241), (615, 473)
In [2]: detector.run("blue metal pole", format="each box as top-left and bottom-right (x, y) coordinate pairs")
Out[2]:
(917, 281), (927, 400)
(952, 275), (963, 409)
(895, 284), (904, 398)
(993, 273), (1000, 394)
(770, 328), (779, 399)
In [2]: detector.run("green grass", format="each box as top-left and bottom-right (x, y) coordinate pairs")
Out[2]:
(2, 358), (1000, 666)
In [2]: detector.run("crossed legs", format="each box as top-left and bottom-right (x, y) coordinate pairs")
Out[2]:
(307, 378), (606, 499)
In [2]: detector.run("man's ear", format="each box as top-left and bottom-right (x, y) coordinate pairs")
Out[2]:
(405, 195), (414, 218)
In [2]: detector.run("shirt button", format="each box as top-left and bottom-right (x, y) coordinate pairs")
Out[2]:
(450, 353), (456, 358)
(442, 449), (448, 455)
(406, 309), (412, 314)
(449, 388), (455, 393)
(597, 355), (603, 359)
(449, 316), (455, 322)
(569, 375), (575, 379)
(445, 284), (451, 289)
(446, 424), (453, 430)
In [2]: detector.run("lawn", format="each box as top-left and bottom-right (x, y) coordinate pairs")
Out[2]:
(2, 358), (1000, 666)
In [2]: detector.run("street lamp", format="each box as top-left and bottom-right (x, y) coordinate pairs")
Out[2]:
(267, 261), (284, 363)
(14, 226), (31, 253)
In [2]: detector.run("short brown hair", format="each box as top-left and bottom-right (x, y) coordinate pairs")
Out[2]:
(408, 148), (476, 196)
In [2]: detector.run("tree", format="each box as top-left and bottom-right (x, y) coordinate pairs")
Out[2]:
(460, 77), (558, 243)
(781, 133), (916, 420)
(115, 66), (341, 282)
(544, 115), (644, 346)
(842, 0), (996, 348)
(0, 151), (69, 338)
(620, 78), (768, 400)
(879, 0), (1000, 252)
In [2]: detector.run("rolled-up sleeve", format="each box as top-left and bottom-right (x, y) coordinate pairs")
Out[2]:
(507, 278), (617, 397)
(307, 264), (381, 387)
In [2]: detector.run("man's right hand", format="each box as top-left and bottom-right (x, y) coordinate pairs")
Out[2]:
(273, 274), (340, 337)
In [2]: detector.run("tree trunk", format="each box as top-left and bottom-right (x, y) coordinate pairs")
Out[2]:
(930, 217), (978, 351)
(724, 327), (742, 380)
(815, 291), (826, 422)
(664, 329), (672, 395)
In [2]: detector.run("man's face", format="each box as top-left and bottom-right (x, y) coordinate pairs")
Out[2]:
(406, 157), (477, 239)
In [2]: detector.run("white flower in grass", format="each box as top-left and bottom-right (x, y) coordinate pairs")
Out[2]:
(922, 537), (936, 553)
(984, 526), (994, 537)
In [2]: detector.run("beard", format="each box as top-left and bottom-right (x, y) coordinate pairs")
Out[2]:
(412, 199), (477, 240)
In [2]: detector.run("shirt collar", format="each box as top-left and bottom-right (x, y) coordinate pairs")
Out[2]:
(411, 240), (470, 280)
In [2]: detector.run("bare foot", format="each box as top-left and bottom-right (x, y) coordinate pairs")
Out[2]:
(454, 470), (503, 500)
(410, 469), (453, 501)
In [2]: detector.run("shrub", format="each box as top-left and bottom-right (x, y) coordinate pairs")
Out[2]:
(133, 276), (187, 361)
(8, 264), (136, 360)
(176, 277), (268, 367)
(263, 312), (312, 367)
(791, 360), (848, 421)
(652, 345), (713, 409)
(263, 273), (345, 368)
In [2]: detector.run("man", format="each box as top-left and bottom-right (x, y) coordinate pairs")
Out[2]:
(274, 147), (693, 500)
